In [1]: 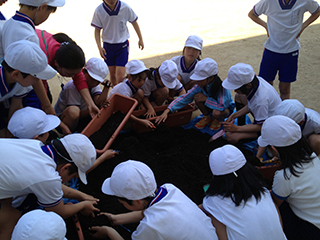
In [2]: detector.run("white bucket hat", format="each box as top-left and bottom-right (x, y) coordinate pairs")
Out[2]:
(102, 160), (157, 200)
(85, 57), (109, 83)
(4, 40), (57, 80)
(11, 210), (67, 240)
(274, 99), (305, 124)
(258, 115), (302, 148)
(222, 63), (255, 90)
(60, 133), (96, 185)
(8, 107), (60, 139)
(190, 58), (218, 81)
(158, 60), (179, 89)
(125, 60), (149, 75)
(19, 0), (65, 7)
(184, 35), (203, 51)
(209, 144), (246, 176)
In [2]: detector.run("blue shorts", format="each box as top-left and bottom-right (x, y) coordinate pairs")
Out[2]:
(103, 40), (129, 67)
(259, 48), (299, 83)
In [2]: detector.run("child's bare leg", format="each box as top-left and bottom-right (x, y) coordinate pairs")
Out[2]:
(60, 106), (80, 132)
(108, 66), (117, 86)
(225, 131), (258, 144)
(133, 89), (144, 107)
(0, 199), (21, 240)
(116, 66), (126, 85)
(195, 98), (210, 116)
(151, 87), (169, 107)
(279, 81), (290, 100)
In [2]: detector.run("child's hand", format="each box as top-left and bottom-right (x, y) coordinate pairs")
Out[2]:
(80, 200), (100, 218)
(103, 149), (119, 160)
(98, 212), (117, 226)
(222, 121), (238, 132)
(98, 47), (107, 60)
(155, 111), (168, 125)
(141, 119), (156, 129)
(138, 39), (144, 50)
(89, 226), (115, 239)
(144, 108), (156, 119)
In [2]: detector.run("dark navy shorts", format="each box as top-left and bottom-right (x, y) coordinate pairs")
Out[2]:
(103, 40), (129, 67)
(259, 48), (299, 83)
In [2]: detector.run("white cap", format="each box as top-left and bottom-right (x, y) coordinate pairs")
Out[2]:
(222, 63), (255, 90)
(184, 35), (203, 51)
(8, 107), (60, 139)
(274, 99), (305, 124)
(60, 133), (96, 185)
(209, 144), (246, 175)
(126, 60), (149, 75)
(85, 57), (109, 83)
(158, 60), (179, 89)
(11, 209), (67, 240)
(258, 115), (302, 147)
(190, 58), (218, 81)
(4, 40), (57, 80)
(101, 160), (157, 200)
(19, 0), (65, 7)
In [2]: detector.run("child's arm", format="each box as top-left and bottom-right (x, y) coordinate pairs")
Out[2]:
(155, 108), (170, 124)
(142, 97), (156, 118)
(94, 28), (106, 59)
(86, 150), (119, 174)
(248, 9), (269, 36)
(130, 114), (156, 129)
(90, 226), (124, 240)
(131, 21), (144, 50)
(225, 104), (249, 123)
(297, 8), (320, 38)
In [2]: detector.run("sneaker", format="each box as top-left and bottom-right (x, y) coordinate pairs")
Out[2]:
(195, 116), (212, 129)
(209, 119), (222, 131)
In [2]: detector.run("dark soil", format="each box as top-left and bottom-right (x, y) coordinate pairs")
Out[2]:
(66, 124), (263, 240)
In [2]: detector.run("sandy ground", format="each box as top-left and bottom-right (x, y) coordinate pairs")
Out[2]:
(2, 0), (320, 112)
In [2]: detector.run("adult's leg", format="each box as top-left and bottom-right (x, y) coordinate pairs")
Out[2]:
(115, 66), (126, 85)
(108, 66), (117, 87)
(0, 199), (21, 240)
(279, 81), (291, 100)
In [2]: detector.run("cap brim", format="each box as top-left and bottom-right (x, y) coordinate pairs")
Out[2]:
(162, 79), (176, 89)
(32, 65), (57, 80)
(40, 115), (61, 135)
(184, 44), (201, 51)
(257, 136), (268, 148)
(101, 178), (115, 195)
(190, 73), (205, 81)
(78, 170), (87, 185)
(222, 78), (241, 90)
(87, 70), (105, 83)
(48, 0), (65, 7)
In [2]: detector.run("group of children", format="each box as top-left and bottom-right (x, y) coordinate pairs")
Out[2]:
(0, 0), (320, 239)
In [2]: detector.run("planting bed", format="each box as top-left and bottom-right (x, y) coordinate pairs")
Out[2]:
(66, 124), (266, 240)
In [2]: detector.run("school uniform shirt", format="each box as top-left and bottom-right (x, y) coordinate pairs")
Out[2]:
(301, 108), (320, 138)
(108, 79), (138, 98)
(2, 11), (39, 54)
(168, 81), (235, 113)
(54, 80), (102, 116)
(91, 1), (137, 44)
(171, 56), (198, 85)
(0, 66), (32, 107)
(0, 139), (63, 207)
(132, 184), (218, 240)
(253, 0), (320, 53)
(0, 19), (6, 59)
(36, 29), (89, 91)
(202, 190), (287, 240)
(272, 154), (320, 229)
(247, 77), (281, 124)
(141, 74), (184, 98)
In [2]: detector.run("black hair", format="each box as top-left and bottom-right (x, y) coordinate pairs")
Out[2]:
(52, 33), (85, 70)
(206, 162), (267, 206)
(130, 69), (150, 82)
(117, 196), (154, 206)
(182, 47), (202, 61)
(147, 67), (159, 81)
(238, 75), (259, 96)
(2, 60), (29, 79)
(51, 139), (77, 175)
(275, 136), (313, 179)
(209, 75), (223, 100)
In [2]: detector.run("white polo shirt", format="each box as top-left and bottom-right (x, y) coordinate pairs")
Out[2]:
(54, 80), (102, 116)
(0, 139), (63, 207)
(2, 11), (39, 54)
(171, 56), (198, 85)
(132, 184), (218, 240)
(203, 190), (286, 240)
(91, 1), (137, 44)
(108, 79), (138, 98)
(272, 154), (320, 229)
(302, 108), (320, 138)
(253, 0), (320, 53)
(247, 77), (282, 124)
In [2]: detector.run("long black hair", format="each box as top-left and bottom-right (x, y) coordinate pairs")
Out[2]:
(53, 33), (85, 70)
(209, 75), (223, 100)
(206, 162), (267, 206)
(51, 139), (77, 175)
(275, 136), (313, 179)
